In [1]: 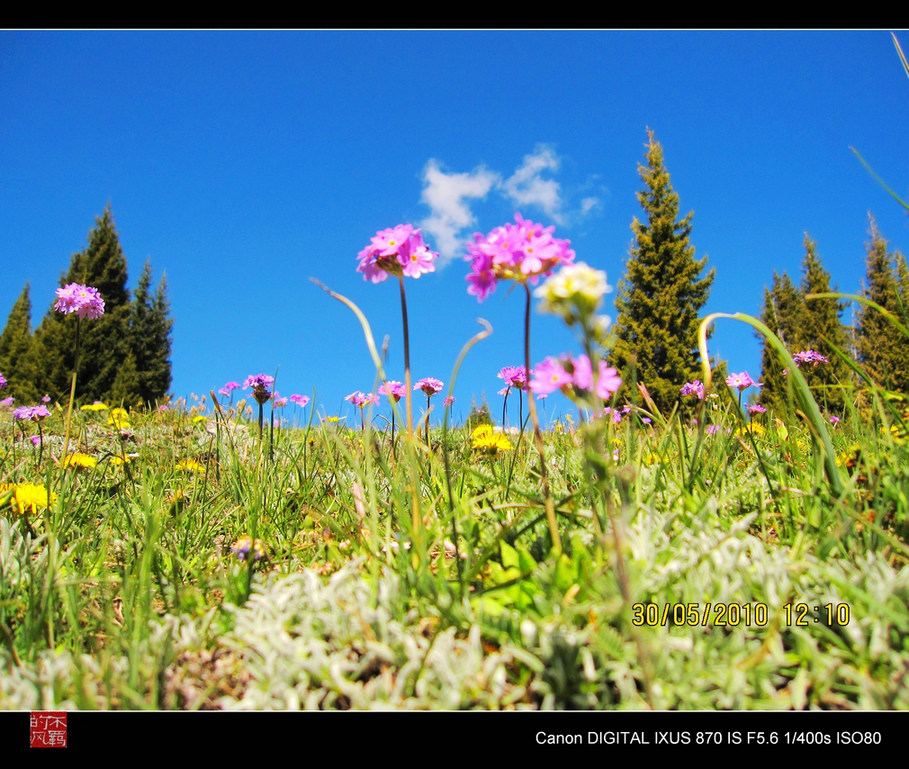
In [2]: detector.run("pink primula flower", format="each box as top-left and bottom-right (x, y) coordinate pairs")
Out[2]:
(357, 224), (440, 283)
(54, 283), (105, 320)
(465, 213), (575, 302)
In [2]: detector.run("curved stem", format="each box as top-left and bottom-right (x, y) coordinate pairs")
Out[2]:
(523, 284), (561, 554)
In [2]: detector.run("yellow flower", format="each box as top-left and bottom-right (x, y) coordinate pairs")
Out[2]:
(107, 407), (131, 430)
(62, 452), (97, 469)
(1, 482), (57, 515)
(81, 402), (108, 412)
(738, 422), (766, 438)
(176, 459), (205, 473)
(471, 425), (513, 453)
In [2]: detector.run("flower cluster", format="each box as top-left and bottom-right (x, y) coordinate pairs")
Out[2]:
(357, 224), (439, 283)
(244, 374), (275, 405)
(218, 381), (240, 398)
(497, 365), (527, 394)
(792, 350), (830, 367)
(12, 405), (50, 422)
(0, 373), (6, 389)
(680, 380), (706, 400)
(534, 261), (612, 332)
(53, 283), (105, 319)
(378, 381), (406, 402)
(465, 213), (575, 302)
(530, 354), (622, 402)
(346, 391), (380, 408)
(414, 377), (444, 397)
(289, 394), (310, 408)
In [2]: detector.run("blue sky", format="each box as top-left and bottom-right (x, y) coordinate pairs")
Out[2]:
(2, 30), (908, 427)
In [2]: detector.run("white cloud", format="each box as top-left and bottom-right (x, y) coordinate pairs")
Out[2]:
(419, 159), (498, 266)
(501, 144), (564, 222)
(419, 145), (603, 269)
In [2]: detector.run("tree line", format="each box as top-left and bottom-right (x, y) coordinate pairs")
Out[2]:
(0, 205), (173, 409)
(609, 129), (909, 416)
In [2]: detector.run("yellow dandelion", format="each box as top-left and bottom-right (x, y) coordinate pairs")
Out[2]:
(62, 452), (97, 469)
(738, 422), (766, 438)
(471, 427), (513, 453)
(80, 402), (108, 412)
(176, 458), (205, 473)
(107, 407), (131, 430)
(1, 482), (57, 515)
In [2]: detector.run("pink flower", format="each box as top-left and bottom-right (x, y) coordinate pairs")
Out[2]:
(726, 372), (761, 391)
(530, 357), (575, 396)
(12, 405), (51, 422)
(378, 381), (407, 402)
(346, 391), (379, 408)
(414, 377), (444, 396)
(497, 365), (528, 391)
(793, 350), (830, 367)
(54, 283), (105, 319)
(243, 374), (274, 405)
(748, 404), (767, 414)
(443, 395), (456, 407)
(357, 224), (439, 283)
(680, 380), (705, 399)
(289, 394), (310, 408)
(465, 213), (575, 302)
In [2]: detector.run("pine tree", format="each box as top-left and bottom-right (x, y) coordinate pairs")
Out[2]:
(35, 205), (137, 405)
(130, 259), (173, 406)
(798, 234), (852, 413)
(612, 129), (714, 413)
(0, 283), (42, 404)
(856, 217), (909, 394)
(757, 271), (805, 411)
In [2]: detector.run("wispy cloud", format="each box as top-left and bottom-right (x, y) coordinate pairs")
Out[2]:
(420, 144), (602, 267)
(419, 159), (498, 267)
(501, 145), (564, 222)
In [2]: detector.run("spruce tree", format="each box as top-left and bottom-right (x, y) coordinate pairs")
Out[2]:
(757, 271), (805, 411)
(612, 129), (714, 413)
(35, 205), (137, 405)
(130, 259), (173, 406)
(0, 283), (42, 404)
(798, 234), (852, 413)
(856, 217), (909, 394)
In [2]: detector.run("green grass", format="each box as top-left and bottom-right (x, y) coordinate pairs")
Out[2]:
(1, 376), (908, 710)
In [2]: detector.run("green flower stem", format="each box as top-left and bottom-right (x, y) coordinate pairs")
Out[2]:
(523, 283), (562, 554)
(61, 316), (81, 461)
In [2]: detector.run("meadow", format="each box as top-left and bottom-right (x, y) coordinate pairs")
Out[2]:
(1, 271), (908, 711)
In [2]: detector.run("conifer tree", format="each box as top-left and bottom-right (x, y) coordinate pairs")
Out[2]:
(798, 234), (852, 413)
(757, 271), (805, 411)
(856, 217), (909, 394)
(0, 283), (42, 404)
(130, 259), (173, 405)
(612, 129), (714, 413)
(35, 205), (137, 405)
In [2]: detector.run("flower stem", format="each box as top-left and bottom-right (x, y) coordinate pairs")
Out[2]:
(397, 274), (422, 551)
(61, 317), (81, 461)
(523, 284), (562, 554)
(398, 275), (414, 440)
